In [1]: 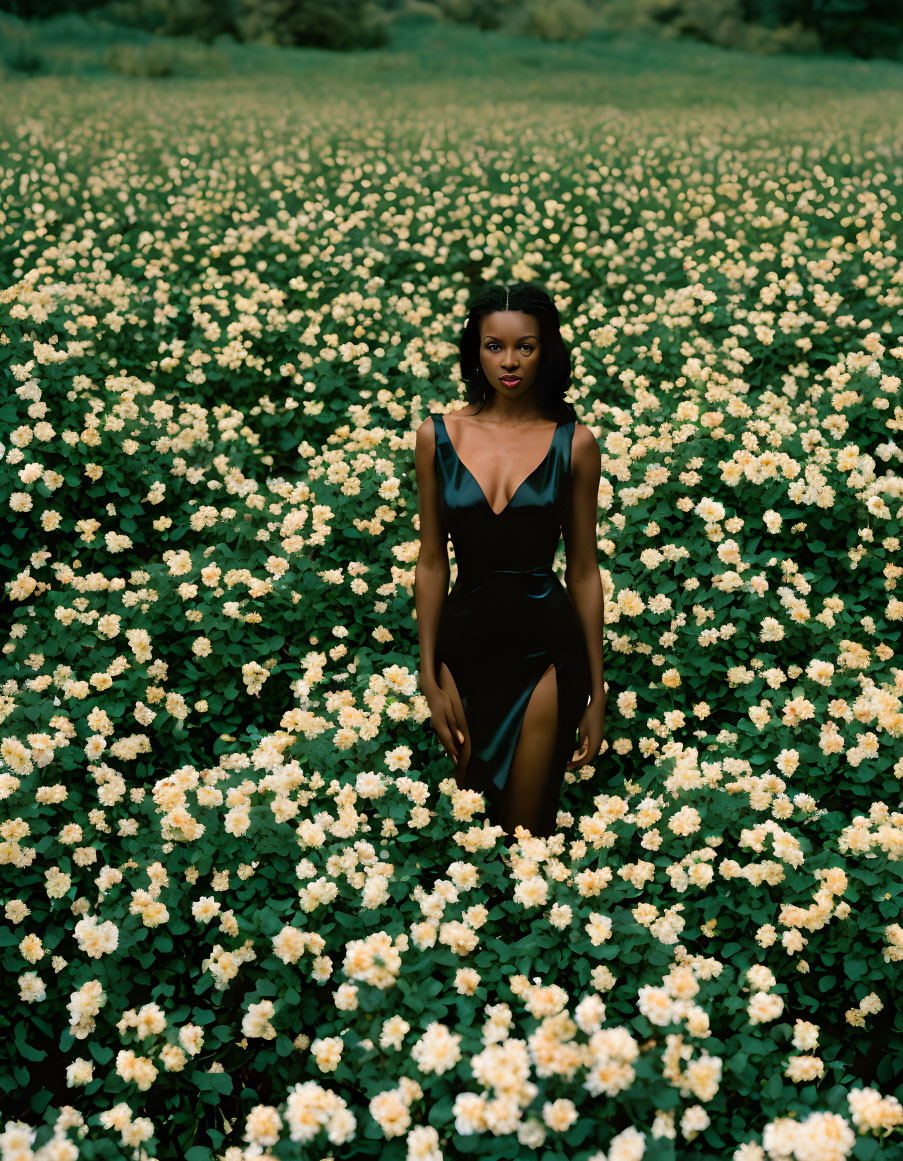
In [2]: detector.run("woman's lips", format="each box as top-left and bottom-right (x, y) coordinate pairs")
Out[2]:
(500, 377), (520, 385)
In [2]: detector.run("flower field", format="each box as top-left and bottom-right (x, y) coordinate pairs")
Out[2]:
(2, 39), (903, 1161)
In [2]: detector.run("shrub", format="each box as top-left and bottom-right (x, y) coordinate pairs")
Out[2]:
(102, 37), (230, 77)
(522, 0), (593, 43)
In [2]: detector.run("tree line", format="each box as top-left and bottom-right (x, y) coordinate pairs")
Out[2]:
(1, 0), (900, 58)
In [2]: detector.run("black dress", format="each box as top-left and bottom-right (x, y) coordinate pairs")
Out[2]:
(432, 411), (593, 833)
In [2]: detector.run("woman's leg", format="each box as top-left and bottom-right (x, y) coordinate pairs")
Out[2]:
(500, 663), (559, 837)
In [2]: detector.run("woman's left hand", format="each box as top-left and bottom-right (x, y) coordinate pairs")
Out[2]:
(567, 692), (606, 770)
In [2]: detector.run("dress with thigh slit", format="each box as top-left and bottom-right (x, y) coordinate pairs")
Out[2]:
(432, 411), (593, 832)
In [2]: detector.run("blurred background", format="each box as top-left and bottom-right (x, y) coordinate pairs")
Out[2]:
(2, 0), (901, 80)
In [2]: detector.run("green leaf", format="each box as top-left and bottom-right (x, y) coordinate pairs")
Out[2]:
(14, 1026), (46, 1063)
(193, 1071), (233, 1095)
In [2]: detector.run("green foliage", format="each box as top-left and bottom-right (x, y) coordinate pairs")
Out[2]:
(2, 0), (903, 59)
(95, 0), (231, 39)
(232, 0), (391, 50)
(521, 0), (593, 43)
(595, 0), (824, 55)
(745, 0), (903, 57)
(435, 0), (521, 31)
(2, 42), (45, 72)
(0, 19), (46, 73)
(102, 37), (230, 76)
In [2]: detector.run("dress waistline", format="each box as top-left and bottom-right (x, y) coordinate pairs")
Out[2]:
(453, 564), (556, 591)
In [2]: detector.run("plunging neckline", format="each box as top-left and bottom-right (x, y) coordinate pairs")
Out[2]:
(440, 413), (560, 517)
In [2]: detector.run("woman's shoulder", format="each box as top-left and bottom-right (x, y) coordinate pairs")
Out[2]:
(571, 421), (601, 468)
(571, 419), (599, 443)
(415, 411), (451, 448)
(418, 405), (479, 437)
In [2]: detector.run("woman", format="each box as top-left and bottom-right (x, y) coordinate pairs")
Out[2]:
(414, 283), (606, 838)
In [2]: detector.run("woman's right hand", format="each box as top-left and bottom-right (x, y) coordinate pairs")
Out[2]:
(425, 685), (465, 764)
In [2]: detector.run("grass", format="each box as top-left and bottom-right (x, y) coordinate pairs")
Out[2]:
(1, 8), (902, 124)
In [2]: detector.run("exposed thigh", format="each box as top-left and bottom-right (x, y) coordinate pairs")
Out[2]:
(517, 663), (558, 746)
(437, 661), (473, 778)
(506, 659), (554, 784)
(503, 662), (560, 833)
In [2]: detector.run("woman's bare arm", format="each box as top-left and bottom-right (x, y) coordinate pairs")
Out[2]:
(562, 423), (605, 699)
(414, 416), (450, 696)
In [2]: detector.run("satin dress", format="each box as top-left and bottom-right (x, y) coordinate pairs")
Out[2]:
(432, 412), (593, 832)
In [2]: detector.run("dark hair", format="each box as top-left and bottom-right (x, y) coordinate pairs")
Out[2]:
(458, 283), (578, 423)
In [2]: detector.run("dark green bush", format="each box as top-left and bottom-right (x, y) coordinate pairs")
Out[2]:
(102, 37), (229, 76)
(521, 0), (593, 42)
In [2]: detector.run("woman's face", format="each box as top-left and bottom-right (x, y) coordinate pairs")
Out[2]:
(477, 311), (542, 400)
